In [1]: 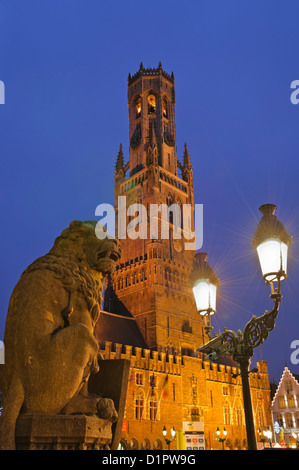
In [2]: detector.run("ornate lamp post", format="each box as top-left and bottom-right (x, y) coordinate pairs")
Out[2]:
(216, 427), (227, 450)
(192, 204), (291, 451)
(162, 426), (176, 450)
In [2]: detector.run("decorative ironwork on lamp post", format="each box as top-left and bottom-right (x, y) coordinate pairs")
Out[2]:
(191, 204), (291, 451)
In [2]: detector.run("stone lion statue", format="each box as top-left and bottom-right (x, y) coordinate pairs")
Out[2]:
(0, 220), (121, 450)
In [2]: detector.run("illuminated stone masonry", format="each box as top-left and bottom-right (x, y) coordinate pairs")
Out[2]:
(98, 341), (272, 450)
(97, 63), (273, 450)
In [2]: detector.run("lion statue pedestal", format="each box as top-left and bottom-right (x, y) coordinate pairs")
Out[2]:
(15, 414), (113, 450)
(0, 220), (129, 450)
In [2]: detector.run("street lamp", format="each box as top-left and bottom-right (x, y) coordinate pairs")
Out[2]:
(162, 426), (176, 450)
(216, 427), (227, 450)
(252, 204), (290, 284)
(258, 427), (273, 448)
(191, 252), (219, 339)
(263, 427), (273, 448)
(193, 204), (291, 451)
(258, 428), (266, 448)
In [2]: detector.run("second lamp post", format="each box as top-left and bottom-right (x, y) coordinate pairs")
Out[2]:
(162, 426), (176, 450)
(191, 204), (291, 451)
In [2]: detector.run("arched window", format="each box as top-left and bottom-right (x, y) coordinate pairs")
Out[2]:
(135, 96), (141, 118)
(141, 438), (151, 450)
(118, 439), (129, 450)
(153, 439), (163, 450)
(129, 438), (139, 450)
(148, 94), (156, 114)
(163, 97), (168, 118)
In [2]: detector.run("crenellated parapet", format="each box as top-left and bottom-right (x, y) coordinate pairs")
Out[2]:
(128, 62), (175, 87)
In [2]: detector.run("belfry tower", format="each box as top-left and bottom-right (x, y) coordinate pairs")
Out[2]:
(105, 63), (206, 355)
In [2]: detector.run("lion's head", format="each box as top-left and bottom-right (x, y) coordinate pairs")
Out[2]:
(52, 220), (121, 274)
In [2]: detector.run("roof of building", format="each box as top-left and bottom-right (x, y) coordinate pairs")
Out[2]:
(95, 310), (148, 349)
(213, 356), (240, 369)
(271, 366), (299, 407)
(96, 277), (148, 348)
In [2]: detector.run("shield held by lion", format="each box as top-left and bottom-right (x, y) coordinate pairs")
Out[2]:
(0, 220), (121, 450)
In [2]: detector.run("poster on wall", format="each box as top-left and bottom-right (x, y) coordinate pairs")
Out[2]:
(183, 422), (205, 451)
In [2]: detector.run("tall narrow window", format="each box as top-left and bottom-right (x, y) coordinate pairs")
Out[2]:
(149, 393), (158, 420)
(135, 390), (144, 420)
(135, 96), (141, 118)
(148, 94), (156, 114)
(236, 408), (243, 426)
(288, 394), (295, 407)
(166, 195), (173, 225)
(136, 373), (144, 385)
(286, 413), (293, 428)
(279, 396), (286, 408)
(163, 97), (168, 118)
(224, 405), (231, 425)
(277, 413), (283, 427)
(257, 406), (264, 428)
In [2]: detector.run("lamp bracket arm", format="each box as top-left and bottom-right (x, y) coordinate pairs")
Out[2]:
(243, 295), (281, 352)
(207, 328), (239, 359)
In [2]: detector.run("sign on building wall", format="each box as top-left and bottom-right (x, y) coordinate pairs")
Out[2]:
(183, 421), (205, 451)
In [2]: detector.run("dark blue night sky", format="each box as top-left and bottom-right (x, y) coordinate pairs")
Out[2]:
(1, 1), (299, 382)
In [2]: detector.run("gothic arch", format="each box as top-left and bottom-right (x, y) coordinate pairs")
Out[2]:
(129, 438), (139, 450)
(141, 437), (151, 450)
(233, 438), (241, 450)
(147, 91), (157, 115)
(153, 439), (163, 450)
(133, 94), (142, 119)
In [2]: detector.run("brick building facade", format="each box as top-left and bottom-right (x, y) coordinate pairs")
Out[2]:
(95, 63), (272, 450)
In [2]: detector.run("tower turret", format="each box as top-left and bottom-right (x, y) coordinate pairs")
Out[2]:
(115, 143), (125, 178)
(127, 62), (177, 176)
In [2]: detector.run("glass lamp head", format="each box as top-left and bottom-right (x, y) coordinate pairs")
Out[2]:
(252, 204), (291, 283)
(191, 252), (219, 316)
